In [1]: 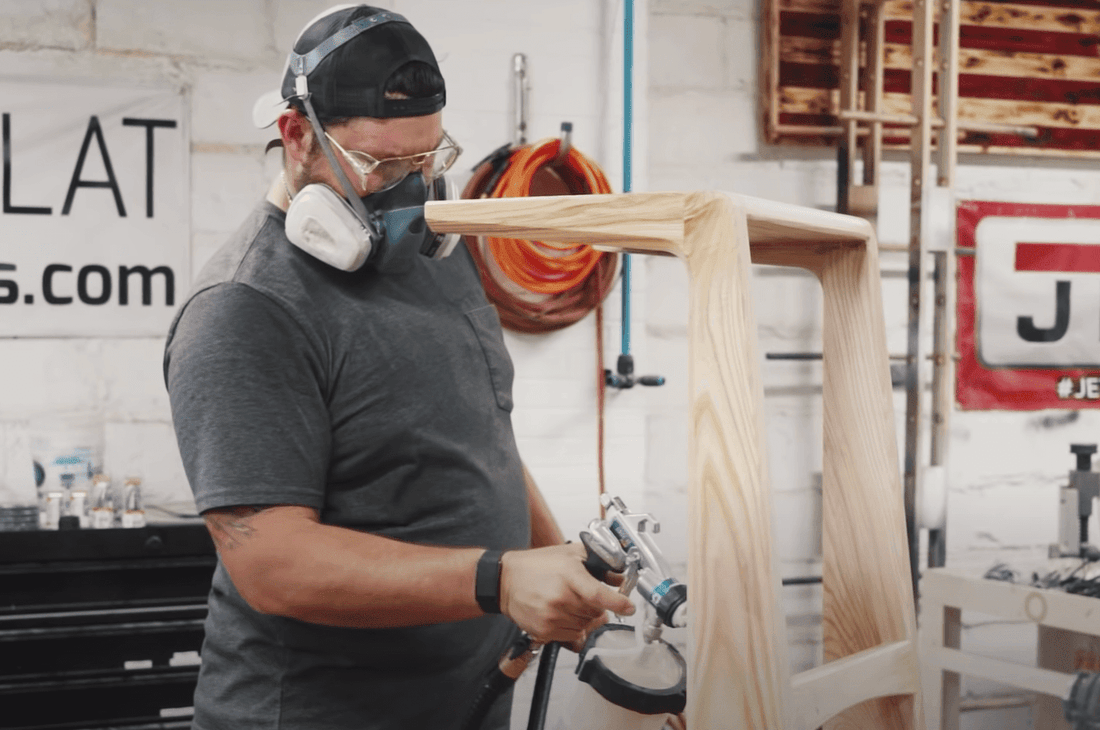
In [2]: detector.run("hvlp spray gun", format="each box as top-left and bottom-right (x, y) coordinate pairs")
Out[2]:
(461, 495), (688, 730)
(581, 494), (688, 638)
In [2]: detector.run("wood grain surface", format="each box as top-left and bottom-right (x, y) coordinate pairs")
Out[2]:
(682, 191), (789, 728)
(784, 35), (1100, 83)
(817, 237), (921, 730)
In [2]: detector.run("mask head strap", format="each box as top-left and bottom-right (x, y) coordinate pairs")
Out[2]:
(295, 83), (382, 250)
(288, 11), (407, 80)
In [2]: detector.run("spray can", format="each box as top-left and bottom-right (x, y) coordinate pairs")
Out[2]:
(556, 624), (686, 730)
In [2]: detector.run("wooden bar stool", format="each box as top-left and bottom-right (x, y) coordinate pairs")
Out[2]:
(426, 191), (923, 729)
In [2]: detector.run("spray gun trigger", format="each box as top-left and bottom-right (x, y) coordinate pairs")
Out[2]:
(618, 549), (642, 602)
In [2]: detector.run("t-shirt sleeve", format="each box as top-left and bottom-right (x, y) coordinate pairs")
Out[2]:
(164, 283), (331, 514)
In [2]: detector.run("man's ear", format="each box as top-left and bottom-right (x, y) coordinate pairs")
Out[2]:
(277, 110), (313, 163)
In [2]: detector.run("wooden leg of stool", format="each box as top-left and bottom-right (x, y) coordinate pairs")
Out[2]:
(920, 595), (946, 730)
(943, 607), (961, 730)
(816, 243), (922, 730)
(683, 193), (791, 728)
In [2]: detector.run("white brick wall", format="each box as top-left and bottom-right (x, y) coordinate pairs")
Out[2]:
(191, 70), (281, 145)
(0, 339), (104, 417)
(0, 0), (92, 51)
(190, 150), (267, 232)
(648, 14), (727, 90)
(96, 0), (273, 61)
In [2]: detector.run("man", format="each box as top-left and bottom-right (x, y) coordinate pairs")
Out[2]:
(163, 6), (632, 729)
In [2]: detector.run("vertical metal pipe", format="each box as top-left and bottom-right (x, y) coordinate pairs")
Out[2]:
(835, 144), (850, 215)
(864, 0), (886, 187)
(928, 0), (961, 570)
(937, 0), (961, 188)
(837, 0), (860, 213)
(906, 0), (935, 601)
(929, 251), (948, 468)
(623, 0), (633, 194)
(621, 0), (634, 356)
(928, 250), (950, 569)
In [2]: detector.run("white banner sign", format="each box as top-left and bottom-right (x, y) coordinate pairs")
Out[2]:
(977, 216), (1100, 369)
(0, 79), (189, 337)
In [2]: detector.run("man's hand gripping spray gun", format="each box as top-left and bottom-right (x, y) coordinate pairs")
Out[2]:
(581, 494), (688, 638)
(461, 494), (687, 730)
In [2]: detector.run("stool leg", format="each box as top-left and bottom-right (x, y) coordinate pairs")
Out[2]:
(817, 244), (922, 729)
(943, 607), (961, 730)
(683, 195), (791, 728)
(920, 598), (946, 730)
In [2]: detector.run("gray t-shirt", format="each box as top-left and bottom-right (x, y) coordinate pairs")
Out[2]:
(164, 202), (530, 730)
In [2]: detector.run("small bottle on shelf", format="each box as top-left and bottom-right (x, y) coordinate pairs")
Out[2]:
(69, 488), (89, 528)
(89, 473), (115, 529)
(121, 477), (145, 529)
(44, 491), (64, 530)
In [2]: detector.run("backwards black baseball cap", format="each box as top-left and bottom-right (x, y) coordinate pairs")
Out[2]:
(253, 4), (446, 128)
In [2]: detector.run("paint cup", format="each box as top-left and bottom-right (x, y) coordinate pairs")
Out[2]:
(556, 624), (686, 730)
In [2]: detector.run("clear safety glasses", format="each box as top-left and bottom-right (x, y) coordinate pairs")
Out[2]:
(325, 130), (462, 193)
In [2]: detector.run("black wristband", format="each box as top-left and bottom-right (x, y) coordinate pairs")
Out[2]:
(475, 549), (504, 614)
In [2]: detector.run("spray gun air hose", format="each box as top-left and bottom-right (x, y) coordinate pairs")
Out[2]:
(460, 495), (688, 730)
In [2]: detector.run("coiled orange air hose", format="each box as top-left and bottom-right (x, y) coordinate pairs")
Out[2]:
(461, 138), (619, 334)
(486, 142), (611, 294)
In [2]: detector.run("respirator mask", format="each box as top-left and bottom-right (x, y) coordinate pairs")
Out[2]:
(261, 9), (461, 271)
(284, 165), (460, 271)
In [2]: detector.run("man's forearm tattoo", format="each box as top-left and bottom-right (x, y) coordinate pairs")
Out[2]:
(204, 506), (271, 552)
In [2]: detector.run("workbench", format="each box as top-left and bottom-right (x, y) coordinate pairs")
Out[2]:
(920, 565), (1100, 730)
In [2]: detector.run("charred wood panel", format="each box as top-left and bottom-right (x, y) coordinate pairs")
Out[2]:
(766, 0), (1100, 157)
